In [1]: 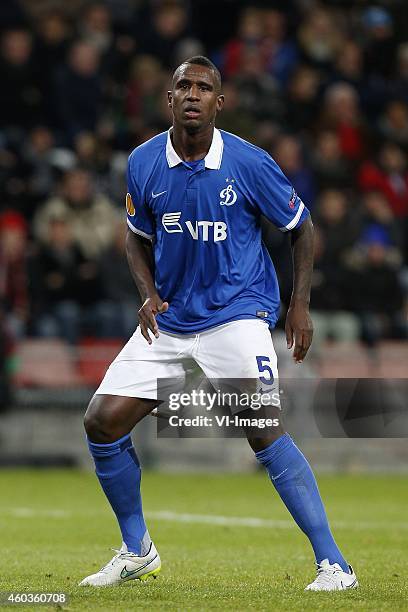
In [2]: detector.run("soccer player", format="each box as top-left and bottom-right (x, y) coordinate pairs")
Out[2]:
(79, 56), (358, 591)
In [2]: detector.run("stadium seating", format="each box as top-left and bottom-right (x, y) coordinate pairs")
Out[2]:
(14, 339), (81, 388)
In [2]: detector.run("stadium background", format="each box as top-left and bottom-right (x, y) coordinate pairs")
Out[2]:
(0, 1), (407, 609)
(0, 0), (407, 466)
(0, 0), (408, 611)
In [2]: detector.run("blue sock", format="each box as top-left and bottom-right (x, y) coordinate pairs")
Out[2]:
(256, 433), (349, 572)
(87, 434), (150, 555)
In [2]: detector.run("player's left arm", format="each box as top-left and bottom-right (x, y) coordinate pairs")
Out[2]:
(252, 153), (314, 363)
(286, 216), (314, 363)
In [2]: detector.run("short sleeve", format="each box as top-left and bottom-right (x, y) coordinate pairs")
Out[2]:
(126, 155), (155, 240)
(254, 154), (309, 232)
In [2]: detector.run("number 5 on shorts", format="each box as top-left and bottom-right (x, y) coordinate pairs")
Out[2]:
(256, 356), (274, 385)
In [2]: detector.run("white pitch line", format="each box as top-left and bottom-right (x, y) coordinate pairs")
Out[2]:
(2, 507), (408, 532)
(146, 510), (408, 531)
(146, 510), (293, 528)
(6, 507), (71, 518)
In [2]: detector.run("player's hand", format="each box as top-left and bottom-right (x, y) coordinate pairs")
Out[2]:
(285, 301), (313, 364)
(138, 295), (169, 345)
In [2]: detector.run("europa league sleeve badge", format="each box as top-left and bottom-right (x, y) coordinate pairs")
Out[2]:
(126, 192), (136, 216)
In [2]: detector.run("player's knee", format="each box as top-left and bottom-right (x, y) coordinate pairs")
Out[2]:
(247, 429), (285, 453)
(84, 396), (119, 443)
(83, 409), (104, 442)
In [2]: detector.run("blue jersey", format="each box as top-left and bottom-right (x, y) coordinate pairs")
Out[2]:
(126, 128), (309, 334)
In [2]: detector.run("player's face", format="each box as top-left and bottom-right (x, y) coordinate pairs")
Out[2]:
(168, 65), (224, 132)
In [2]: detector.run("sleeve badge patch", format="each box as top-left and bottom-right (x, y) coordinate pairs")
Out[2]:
(289, 188), (297, 209)
(126, 192), (135, 216)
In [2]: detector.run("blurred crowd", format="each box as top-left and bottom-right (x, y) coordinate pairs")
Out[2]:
(0, 0), (407, 369)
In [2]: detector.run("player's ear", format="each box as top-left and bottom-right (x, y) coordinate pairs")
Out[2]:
(216, 95), (224, 112)
(167, 91), (172, 108)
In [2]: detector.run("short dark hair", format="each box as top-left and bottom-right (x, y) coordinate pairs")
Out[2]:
(173, 55), (222, 91)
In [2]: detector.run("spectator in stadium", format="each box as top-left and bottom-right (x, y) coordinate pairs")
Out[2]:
(215, 81), (256, 143)
(231, 47), (284, 122)
(173, 37), (205, 70)
(34, 10), (72, 123)
(252, 120), (280, 153)
(72, 132), (99, 172)
(360, 191), (403, 252)
(220, 6), (297, 88)
(78, 2), (128, 86)
(392, 42), (408, 103)
(97, 216), (142, 339)
(79, 3), (114, 57)
(319, 82), (368, 162)
(331, 40), (364, 89)
(101, 0), (136, 27)
(359, 142), (408, 218)
(273, 135), (316, 210)
(21, 126), (60, 217)
(30, 213), (102, 344)
(125, 55), (168, 137)
(0, 28), (45, 135)
(0, 211), (29, 339)
(328, 38), (387, 121)
(218, 7), (263, 79)
(54, 40), (103, 143)
(285, 64), (320, 133)
(261, 8), (298, 87)
(33, 167), (117, 260)
(327, 40), (385, 118)
(314, 189), (361, 265)
(0, 142), (32, 218)
(35, 10), (71, 70)
(297, 7), (344, 69)
(72, 131), (127, 205)
(377, 100), (408, 150)
(311, 130), (352, 190)
(344, 226), (406, 345)
(310, 227), (360, 349)
(139, 0), (192, 69)
(308, 188), (362, 344)
(361, 6), (395, 79)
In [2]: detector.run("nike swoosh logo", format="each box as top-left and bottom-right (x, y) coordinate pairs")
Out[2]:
(120, 555), (157, 580)
(120, 566), (136, 579)
(152, 190), (167, 199)
(271, 468), (288, 481)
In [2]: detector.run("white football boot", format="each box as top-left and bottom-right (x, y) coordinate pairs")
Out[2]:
(305, 558), (358, 591)
(79, 542), (161, 587)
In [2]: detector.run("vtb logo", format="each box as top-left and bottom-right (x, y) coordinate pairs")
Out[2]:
(162, 212), (227, 242)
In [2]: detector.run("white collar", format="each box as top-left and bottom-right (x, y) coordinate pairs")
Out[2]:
(165, 127), (224, 170)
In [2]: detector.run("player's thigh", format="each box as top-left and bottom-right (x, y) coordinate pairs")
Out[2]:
(96, 325), (192, 399)
(197, 320), (284, 448)
(86, 326), (193, 439)
(197, 319), (278, 382)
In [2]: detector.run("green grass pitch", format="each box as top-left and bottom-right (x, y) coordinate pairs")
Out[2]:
(0, 469), (407, 611)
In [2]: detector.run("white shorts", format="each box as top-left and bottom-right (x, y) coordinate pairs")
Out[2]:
(96, 319), (279, 400)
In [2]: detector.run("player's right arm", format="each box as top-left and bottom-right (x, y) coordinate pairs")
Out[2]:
(125, 231), (168, 344)
(125, 151), (168, 344)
